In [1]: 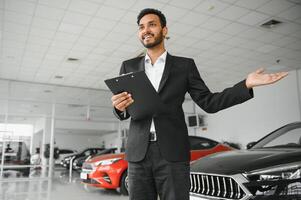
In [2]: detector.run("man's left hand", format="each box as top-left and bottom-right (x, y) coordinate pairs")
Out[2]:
(245, 68), (288, 89)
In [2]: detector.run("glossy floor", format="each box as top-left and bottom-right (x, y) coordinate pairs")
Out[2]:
(0, 170), (128, 200)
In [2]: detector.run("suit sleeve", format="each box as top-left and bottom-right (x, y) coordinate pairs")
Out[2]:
(187, 59), (253, 113)
(112, 61), (131, 120)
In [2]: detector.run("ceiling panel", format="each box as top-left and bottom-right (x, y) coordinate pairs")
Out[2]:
(0, 0), (300, 106)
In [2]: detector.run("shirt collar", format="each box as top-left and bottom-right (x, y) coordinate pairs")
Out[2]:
(145, 51), (167, 64)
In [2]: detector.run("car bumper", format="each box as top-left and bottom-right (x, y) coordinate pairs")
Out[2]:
(81, 165), (123, 190)
(190, 194), (210, 200)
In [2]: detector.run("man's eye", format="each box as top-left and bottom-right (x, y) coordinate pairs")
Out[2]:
(150, 23), (156, 27)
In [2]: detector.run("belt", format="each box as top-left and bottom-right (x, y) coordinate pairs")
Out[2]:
(149, 131), (157, 142)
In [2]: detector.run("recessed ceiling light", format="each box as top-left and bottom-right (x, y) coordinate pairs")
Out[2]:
(55, 75), (64, 79)
(67, 57), (80, 61)
(68, 104), (84, 108)
(260, 19), (283, 29)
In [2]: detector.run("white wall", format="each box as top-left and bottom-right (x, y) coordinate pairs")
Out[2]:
(32, 117), (120, 152)
(54, 133), (114, 151)
(193, 70), (301, 148)
(98, 133), (119, 149)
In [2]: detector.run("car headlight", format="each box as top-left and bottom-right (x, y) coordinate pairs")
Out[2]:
(94, 158), (122, 167)
(245, 162), (301, 180)
(243, 162), (301, 196)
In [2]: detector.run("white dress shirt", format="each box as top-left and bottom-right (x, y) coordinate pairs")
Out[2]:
(144, 51), (167, 132)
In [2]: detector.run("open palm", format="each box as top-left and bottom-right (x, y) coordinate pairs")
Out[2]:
(246, 68), (288, 88)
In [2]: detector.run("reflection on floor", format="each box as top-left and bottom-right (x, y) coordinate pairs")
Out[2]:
(0, 170), (128, 200)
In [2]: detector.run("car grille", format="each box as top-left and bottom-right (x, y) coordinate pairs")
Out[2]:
(82, 178), (99, 184)
(190, 173), (246, 199)
(82, 163), (93, 170)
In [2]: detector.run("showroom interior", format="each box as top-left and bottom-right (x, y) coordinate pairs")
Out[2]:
(0, 0), (301, 200)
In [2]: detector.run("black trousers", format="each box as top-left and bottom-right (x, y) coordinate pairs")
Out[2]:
(128, 142), (190, 200)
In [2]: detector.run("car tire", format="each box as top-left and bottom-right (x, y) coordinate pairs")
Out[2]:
(120, 170), (129, 195)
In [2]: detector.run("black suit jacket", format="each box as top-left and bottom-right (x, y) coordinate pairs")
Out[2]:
(114, 53), (253, 162)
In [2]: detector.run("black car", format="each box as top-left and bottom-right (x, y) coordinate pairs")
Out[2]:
(72, 148), (117, 170)
(190, 122), (301, 200)
(60, 148), (104, 169)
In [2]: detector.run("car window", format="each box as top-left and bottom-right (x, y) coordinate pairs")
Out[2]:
(83, 150), (91, 156)
(189, 137), (217, 150)
(96, 149), (104, 154)
(262, 127), (301, 148)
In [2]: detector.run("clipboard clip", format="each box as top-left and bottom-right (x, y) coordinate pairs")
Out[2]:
(115, 72), (135, 82)
(121, 72), (135, 78)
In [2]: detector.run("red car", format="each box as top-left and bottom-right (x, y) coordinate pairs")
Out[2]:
(81, 136), (234, 195)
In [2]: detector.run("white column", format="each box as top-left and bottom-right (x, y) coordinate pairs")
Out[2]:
(48, 103), (56, 178)
(296, 69), (301, 121)
(41, 117), (47, 178)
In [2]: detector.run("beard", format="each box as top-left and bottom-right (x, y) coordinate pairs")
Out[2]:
(141, 30), (164, 49)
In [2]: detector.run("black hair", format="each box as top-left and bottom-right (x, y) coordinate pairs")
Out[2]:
(137, 8), (167, 28)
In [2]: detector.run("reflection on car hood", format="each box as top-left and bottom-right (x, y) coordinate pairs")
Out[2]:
(63, 153), (78, 159)
(190, 148), (301, 175)
(87, 153), (125, 163)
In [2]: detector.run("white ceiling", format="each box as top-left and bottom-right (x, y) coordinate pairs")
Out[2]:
(0, 0), (300, 92)
(0, 0), (301, 126)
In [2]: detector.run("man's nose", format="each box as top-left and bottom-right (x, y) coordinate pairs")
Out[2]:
(142, 25), (151, 34)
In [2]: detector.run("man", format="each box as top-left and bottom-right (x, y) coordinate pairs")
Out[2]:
(111, 8), (288, 200)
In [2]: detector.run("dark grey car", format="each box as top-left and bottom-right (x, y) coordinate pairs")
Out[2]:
(190, 122), (301, 200)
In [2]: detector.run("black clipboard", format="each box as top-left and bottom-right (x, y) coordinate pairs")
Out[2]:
(104, 71), (165, 120)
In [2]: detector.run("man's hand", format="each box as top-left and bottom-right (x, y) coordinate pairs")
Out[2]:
(111, 92), (134, 112)
(246, 68), (288, 89)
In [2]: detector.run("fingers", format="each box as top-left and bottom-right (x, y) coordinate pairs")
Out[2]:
(111, 92), (134, 111)
(111, 92), (128, 101)
(112, 92), (130, 105)
(256, 68), (265, 74)
(268, 71), (288, 84)
(115, 98), (134, 111)
(274, 71), (288, 81)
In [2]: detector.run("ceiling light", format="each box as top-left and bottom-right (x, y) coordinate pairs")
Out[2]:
(68, 104), (84, 108)
(54, 75), (64, 79)
(67, 57), (80, 61)
(260, 19), (283, 29)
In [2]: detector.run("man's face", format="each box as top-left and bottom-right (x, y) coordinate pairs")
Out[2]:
(138, 14), (167, 49)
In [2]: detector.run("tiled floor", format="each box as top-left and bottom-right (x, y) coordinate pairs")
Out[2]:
(0, 170), (128, 200)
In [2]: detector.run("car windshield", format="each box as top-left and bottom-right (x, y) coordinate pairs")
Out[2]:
(252, 123), (301, 149)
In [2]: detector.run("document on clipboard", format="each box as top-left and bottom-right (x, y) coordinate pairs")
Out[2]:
(104, 71), (165, 120)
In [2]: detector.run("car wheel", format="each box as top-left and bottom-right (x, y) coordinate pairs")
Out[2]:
(120, 170), (129, 195)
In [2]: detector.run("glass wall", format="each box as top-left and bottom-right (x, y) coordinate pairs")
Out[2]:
(0, 79), (125, 180)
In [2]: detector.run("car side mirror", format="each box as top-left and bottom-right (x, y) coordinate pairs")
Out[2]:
(246, 142), (257, 149)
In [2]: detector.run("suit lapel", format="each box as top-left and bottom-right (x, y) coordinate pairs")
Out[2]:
(138, 56), (145, 71)
(158, 53), (172, 93)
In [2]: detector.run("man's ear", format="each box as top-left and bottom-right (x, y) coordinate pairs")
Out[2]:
(163, 26), (168, 38)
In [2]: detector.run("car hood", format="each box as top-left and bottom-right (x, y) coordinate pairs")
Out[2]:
(63, 153), (78, 159)
(190, 148), (301, 175)
(86, 153), (125, 163)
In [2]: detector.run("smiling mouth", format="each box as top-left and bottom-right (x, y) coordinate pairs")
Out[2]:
(143, 34), (153, 40)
